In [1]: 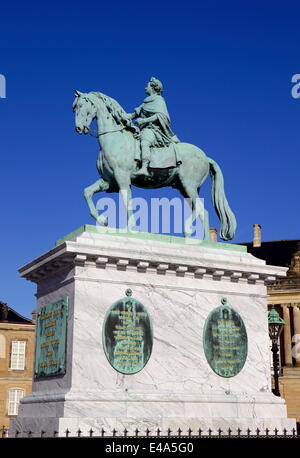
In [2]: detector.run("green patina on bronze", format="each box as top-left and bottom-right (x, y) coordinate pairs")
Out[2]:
(102, 289), (153, 375)
(203, 298), (248, 378)
(55, 225), (246, 252)
(73, 78), (237, 242)
(34, 297), (69, 378)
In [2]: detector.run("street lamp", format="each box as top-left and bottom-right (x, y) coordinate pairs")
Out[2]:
(268, 306), (285, 397)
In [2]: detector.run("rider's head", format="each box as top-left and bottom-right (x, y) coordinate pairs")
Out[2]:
(149, 77), (163, 95)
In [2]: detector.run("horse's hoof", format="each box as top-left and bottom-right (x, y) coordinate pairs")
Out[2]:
(97, 215), (108, 226)
(184, 227), (192, 238)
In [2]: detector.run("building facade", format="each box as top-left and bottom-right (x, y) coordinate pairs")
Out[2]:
(242, 225), (300, 422)
(0, 302), (35, 428)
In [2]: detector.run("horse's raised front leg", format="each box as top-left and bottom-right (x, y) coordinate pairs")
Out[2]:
(84, 178), (110, 226)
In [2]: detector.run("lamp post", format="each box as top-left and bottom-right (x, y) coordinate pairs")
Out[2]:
(268, 307), (285, 397)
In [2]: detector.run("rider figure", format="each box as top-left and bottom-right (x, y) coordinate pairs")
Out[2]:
(128, 77), (180, 177)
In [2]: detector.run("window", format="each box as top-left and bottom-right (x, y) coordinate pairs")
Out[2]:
(7, 389), (24, 416)
(10, 341), (26, 370)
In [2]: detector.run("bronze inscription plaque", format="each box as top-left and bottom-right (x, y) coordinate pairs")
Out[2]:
(34, 297), (69, 378)
(102, 290), (153, 374)
(203, 298), (248, 378)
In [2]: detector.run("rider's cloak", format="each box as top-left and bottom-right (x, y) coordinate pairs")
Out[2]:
(134, 94), (179, 145)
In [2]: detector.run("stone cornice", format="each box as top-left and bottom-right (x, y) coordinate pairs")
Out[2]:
(19, 231), (288, 286)
(0, 323), (35, 331)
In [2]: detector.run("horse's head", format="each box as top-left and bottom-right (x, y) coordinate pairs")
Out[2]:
(72, 90), (97, 135)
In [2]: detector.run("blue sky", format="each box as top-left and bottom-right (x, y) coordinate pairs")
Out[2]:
(1, 0), (300, 318)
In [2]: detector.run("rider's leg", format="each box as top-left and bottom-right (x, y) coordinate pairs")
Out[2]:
(135, 128), (155, 177)
(135, 139), (151, 176)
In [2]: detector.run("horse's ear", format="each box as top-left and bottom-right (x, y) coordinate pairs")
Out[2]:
(75, 90), (82, 96)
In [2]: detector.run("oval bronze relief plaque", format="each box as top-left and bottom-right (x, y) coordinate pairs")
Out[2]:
(102, 290), (153, 374)
(203, 298), (248, 378)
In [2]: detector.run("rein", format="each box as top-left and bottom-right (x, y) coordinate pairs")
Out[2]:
(88, 126), (126, 138)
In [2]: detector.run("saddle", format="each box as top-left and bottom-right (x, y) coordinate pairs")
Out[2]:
(134, 142), (181, 168)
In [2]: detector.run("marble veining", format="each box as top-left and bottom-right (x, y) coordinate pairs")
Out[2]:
(10, 231), (295, 436)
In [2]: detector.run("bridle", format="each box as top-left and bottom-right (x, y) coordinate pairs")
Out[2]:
(88, 126), (126, 138)
(76, 93), (134, 138)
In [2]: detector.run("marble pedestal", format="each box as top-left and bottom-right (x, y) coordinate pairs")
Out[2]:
(10, 226), (296, 436)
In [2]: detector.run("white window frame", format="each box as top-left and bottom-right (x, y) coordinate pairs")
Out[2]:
(10, 340), (26, 370)
(7, 388), (24, 416)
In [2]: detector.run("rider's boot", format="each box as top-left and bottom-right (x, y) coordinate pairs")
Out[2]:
(134, 140), (151, 177)
(135, 159), (150, 177)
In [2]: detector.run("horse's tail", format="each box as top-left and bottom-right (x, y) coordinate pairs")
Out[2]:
(208, 157), (237, 241)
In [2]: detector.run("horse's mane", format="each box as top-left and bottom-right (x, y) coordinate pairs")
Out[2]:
(90, 91), (130, 127)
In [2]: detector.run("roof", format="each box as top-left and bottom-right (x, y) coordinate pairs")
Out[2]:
(0, 302), (33, 324)
(240, 239), (300, 269)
